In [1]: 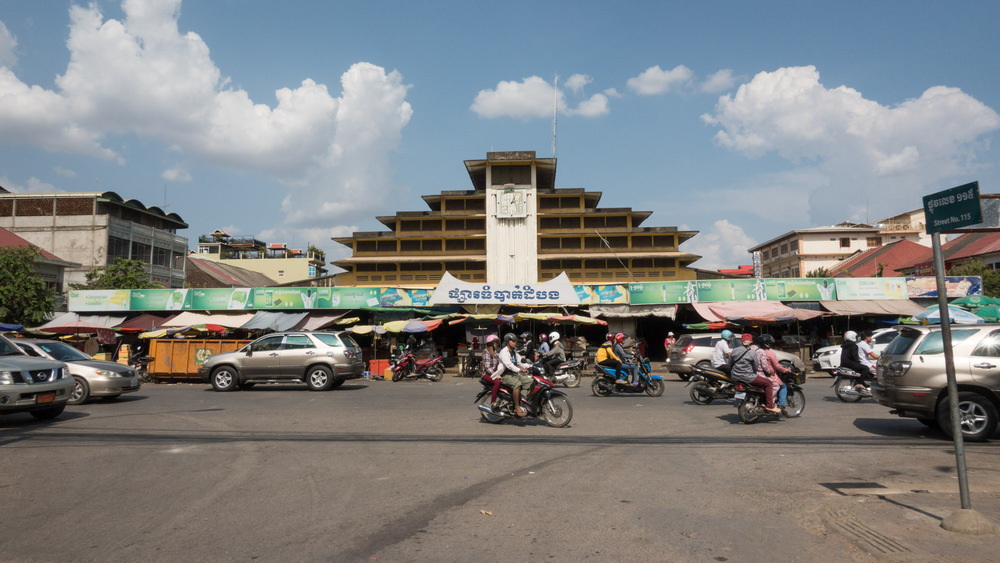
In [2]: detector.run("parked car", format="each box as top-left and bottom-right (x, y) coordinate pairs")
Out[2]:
(0, 334), (73, 420)
(811, 328), (898, 374)
(198, 330), (366, 391)
(666, 332), (806, 380)
(15, 339), (140, 405)
(873, 324), (1000, 441)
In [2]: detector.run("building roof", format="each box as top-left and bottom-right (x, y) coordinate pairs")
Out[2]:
(748, 223), (880, 252)
(828, 239), (929, 277)
(186, 256), (277, 288)
(895, 231), (1000, 274)
(0, 227), (78, 266)
(717, 265), (755, 276)
(0, 190), (188, 229)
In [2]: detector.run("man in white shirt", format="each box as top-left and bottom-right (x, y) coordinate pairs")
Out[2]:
(857, 330), (878, 375)
(711, 330), (734, 373)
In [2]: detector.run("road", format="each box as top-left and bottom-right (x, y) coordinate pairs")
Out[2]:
(3, 371), (1000, 562)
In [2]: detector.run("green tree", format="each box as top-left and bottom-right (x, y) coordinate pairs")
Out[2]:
(806, 267), (831, 278)
(0, 246), (57, 325)
(70, 258), (163, 290)
(948, 259), (1000, 298)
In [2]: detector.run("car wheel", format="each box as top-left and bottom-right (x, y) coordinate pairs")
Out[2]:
(69, 376), (90, 405)
(30, 404), (66, 420)
(937, 392), (998, 442)
(211, 366), (239, 392)
(305, 365), (334, 391)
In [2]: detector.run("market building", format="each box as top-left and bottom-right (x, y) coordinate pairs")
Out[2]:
(331, 150), (700, 287)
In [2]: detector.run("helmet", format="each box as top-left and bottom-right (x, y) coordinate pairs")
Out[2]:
(503, 332), (518, 344)
(549, 331), (560, 342)
(721, 329), (733, 341)
(606, 333), (614, 341)
(740, 333), (754, 344)
(539, 334), (547, 342)
(667, 331), (674, 337)
(615, 333), (625, 343)
(757, 334), (775, 349)
(844, 330), (858, 343)
(485, 334), (499, 345)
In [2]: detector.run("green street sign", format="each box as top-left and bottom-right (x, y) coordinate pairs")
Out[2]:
(923, 181), (981, 234)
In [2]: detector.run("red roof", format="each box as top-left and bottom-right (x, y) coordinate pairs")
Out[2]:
(0, 227), (65, 261)
(829, 240), (929, 277)
(717, 265), (755, 276)
(897, 231), (1000, 274)
(268, 243), (287, 250)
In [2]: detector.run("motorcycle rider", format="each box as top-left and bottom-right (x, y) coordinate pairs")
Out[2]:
(519, 331), (536, 362)
(541, 331), (566, 379)
(499, 332), (532, 417)
(482, 334), (505, 411)
(596, 334), (624, 383)
(839, 330), (872, 390)
(729, 333), (781, 415)
(537, 333), (550, 358)
(711, 330), (734, 373)
(757, 334), (789, 412)
(614, 333), (639, 385)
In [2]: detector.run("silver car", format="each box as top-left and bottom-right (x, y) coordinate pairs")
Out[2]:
(16, 339), (141, 405)
(198, 330), (365, 391)
(0, 334), (73, 420)
(667, 332), (806, 380)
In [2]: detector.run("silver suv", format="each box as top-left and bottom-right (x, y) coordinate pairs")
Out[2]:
(198, 331), (365, 391)
(874, 324), (1000, 441)
(0, 334), (73, 420)
(667, 332), (806, 380)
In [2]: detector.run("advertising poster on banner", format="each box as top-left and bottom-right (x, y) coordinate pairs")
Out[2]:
(593, 285), (629, 304)
(251, 287), (376, 309)
(129, 288), (191, 311)
(189, 288), (253, 310)
(763, 279), (838, 301)
(628, 281), (697, 304)
(905, 276), (981, 298)
(67, 289), (132, 312)
(834, 277), (907, 300)
(378, 288), (431, 307)
(574, 285), (597, 304)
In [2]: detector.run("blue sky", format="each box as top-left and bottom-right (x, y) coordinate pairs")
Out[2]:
(1, 0), (998, 271)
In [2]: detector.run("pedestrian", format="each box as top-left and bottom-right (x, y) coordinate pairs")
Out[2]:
(663, 331), (676, 353)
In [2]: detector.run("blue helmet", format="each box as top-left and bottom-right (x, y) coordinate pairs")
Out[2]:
(721, 329), (734, 341)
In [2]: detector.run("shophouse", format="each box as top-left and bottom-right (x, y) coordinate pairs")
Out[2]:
(0, 190), (188, 289)
(194, 230), (327, 283)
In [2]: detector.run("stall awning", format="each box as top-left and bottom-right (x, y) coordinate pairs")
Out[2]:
(820, 300), (926, 316)
(162, 312), (256, 328)
(241, 312), (309, 331)
(589, 304), (677, 319)
(692, 301), (825, 323)
(41, 312), (127, 329)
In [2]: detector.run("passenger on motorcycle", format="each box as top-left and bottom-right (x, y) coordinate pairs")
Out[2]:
(839, 330), (873, 390)
(482, 335), (505, 410)
(519, 331), (536, 362)
(756, 334), (789, 411)
(499, 332), (532, 417)
(541, 331), (566, 378)
(711, 330), (734, 373)
(613, 333), (639, 385)
(729, 333), (781, 415)
(596, 334), (624, 382)
(537, 333), (550, 357)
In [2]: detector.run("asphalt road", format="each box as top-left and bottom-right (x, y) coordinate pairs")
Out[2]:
(3, 370), (1000, 562)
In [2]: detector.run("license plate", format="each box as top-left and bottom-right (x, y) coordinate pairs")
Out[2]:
(132, 377), (139, 386)
(734, 392), (746, 400)
(36, 392), (56, 404)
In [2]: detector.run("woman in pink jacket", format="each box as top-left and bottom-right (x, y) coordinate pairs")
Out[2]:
(757, 334), (789, 411)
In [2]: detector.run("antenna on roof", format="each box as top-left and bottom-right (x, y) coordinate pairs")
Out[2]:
(552, 74), (558, 158)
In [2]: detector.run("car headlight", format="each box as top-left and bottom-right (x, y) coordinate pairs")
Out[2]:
(0, 370), (12, 384)
(94, 369), (119, 377)
(59, 367), (69, 380)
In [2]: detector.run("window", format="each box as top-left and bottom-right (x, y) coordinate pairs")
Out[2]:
(839, 238), (850, 248)
(282, 335), (314, 350)
(278, 270), (284, 277)
(867, 237), (881, 248)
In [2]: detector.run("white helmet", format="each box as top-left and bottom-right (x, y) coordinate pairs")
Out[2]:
(668, 331), (674, 336)
(548, 331), (560, 342)
(844, 330), (858, 343)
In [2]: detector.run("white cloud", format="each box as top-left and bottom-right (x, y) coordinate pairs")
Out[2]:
(0, 0), (413, 254)
(700, 69), (735, 93)
(703, 65), (1000, 226)
(564, 74), (591, 94)
(603, 88), (621, 98)
(0, 21), (16, 67)
(162, 166), (191, 182)
(0, 175), (58, 193)
(626, 65), (693, 95)
(471, 75), (611, 119)
(53, 166), (77, 178)
(680, 219), (758, 270)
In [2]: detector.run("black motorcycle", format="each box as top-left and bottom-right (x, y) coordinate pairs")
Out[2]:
(687, 364), (736, 404)
(474, 365), (573, 427)
(831, 366), (873, 402)
(733, 366), (806, 424)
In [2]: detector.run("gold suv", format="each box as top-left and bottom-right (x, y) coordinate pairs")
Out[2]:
(874, 324), (1000, 441)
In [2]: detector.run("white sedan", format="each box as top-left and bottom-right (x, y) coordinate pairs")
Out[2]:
(811, 328), (898, 374)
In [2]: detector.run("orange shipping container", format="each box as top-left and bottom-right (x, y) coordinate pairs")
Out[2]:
(148, 339), (252, 381)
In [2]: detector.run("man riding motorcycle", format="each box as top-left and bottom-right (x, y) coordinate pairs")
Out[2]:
(839, 330), (873, 391)
(541, 331), (565, 379)
(499, 332), (533, 417)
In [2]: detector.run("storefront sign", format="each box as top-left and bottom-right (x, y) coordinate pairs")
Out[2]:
(834, 277), (907, 300)
(426, 272), (580, 305)
(905, 276), (981, 297)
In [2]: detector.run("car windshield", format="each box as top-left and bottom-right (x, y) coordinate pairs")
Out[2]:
(873, 330), (898, 345)
(0, 337), (27, 356)
(912, 329), (981, 355)
(34, 341), (92, 361)
(883, 331), (920, 356)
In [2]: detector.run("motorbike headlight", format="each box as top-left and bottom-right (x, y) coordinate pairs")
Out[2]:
(0, 370), (12, 384)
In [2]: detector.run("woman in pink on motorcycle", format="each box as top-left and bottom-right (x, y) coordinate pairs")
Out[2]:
(481, 334), (504, 410)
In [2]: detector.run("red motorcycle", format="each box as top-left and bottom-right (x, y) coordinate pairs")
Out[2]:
(474, 365), (573, 427)
(391, 349), (444, 382)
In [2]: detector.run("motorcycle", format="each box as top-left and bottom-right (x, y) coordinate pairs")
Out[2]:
(392, 353), (444, 382)
(543, 358), (584, 388)
(591, 354), (665, 397)
(831, 366), (873, 402)
(129, 354), (153, 383)
(686, 364), (736, 404)
(474, 365), (573, 427)
(733, 366), (807, 424)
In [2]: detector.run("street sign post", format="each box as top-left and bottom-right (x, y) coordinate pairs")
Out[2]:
(923, 181), (982, 234)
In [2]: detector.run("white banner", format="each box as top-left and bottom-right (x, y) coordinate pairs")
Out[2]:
(427, 272), (581, 305)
